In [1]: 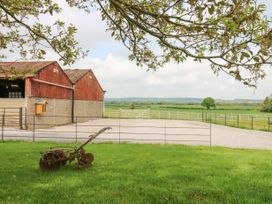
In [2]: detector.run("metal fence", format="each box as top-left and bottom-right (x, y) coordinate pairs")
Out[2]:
(0, 107), (27, 129)
(1, 115), (212, 146)
(104, 109), (272, 132)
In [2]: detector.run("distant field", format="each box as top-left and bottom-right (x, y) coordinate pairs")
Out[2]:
(1, 142), (272, 204)
(105, 103), (268, 114)
(104, 103), (272, 131)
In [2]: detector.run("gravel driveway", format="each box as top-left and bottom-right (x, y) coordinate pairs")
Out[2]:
(2, 118), (272, 150)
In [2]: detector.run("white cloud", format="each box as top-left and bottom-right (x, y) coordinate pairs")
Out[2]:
(63, 53), (272, 99)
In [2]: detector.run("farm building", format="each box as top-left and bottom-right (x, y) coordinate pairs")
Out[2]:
(0, 61), (105, 128)
(64, 69), (105, 122)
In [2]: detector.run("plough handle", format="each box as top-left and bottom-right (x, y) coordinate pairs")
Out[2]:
(74, 127), (111, 153)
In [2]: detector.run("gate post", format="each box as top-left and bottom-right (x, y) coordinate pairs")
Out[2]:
(25, 107), (28, 129)
(32, 115), (36, 142)
(1, 114), (5, 142)
(19, 107), (23, 129)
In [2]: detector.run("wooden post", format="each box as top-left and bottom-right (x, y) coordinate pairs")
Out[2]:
(1, 114), (5, 142)
(225, 114), (227, 126)
(251, 116), (254, 130)
(237, 115), (240, 128)
(25, 107), (28, 129)
(19, 107), (23, 130)
(32, 115), (35, 142)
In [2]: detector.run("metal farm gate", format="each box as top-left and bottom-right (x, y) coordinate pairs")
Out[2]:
(0, 107), (27, 129)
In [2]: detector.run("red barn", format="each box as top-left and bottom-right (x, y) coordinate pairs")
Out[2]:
(0, 61), (105, 128)
(64, 69), (105, 121)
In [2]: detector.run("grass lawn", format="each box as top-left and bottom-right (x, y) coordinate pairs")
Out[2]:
(1, 142), (272, 204)
(105, 103), (267, 114)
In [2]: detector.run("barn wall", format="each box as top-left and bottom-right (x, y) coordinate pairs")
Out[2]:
(74, 72), (104, 101)
(0, 98), (27, 107)
(27, 97), (72, 129)
(28, 62), (73, 99)
(0, 99), (27, 129)
(74, 100), (103, 122)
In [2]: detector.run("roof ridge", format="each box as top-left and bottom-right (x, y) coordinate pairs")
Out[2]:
(64, 69), (91, 84)
(0, 61), (56, 78)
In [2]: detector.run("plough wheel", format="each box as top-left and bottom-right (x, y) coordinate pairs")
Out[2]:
(76, 153), (94, 169)
(40, 151), (63, 171)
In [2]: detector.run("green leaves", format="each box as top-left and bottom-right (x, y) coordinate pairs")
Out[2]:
(94, 0), (271, 87)
(0, 0), (85, 65)
(208, 5), (215, 15)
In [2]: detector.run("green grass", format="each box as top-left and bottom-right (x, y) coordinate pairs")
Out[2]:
(1, 142), (272, 204)
(105, 103), (268, 114)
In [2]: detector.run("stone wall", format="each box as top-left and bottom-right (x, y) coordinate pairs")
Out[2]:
(26, 98), (104, 128)
(0, 98), (27, 107)
(74, 100), (103, 122)
(27, 97), (72, 129)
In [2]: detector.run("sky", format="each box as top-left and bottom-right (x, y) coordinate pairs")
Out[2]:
(5, 1), (272, 99)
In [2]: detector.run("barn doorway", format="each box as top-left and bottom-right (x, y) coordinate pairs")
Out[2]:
(0, 79), (25, 98)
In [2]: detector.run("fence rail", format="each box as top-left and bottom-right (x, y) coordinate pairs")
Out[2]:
(1, 114), (212, 146)
(104, 109), (272, 132)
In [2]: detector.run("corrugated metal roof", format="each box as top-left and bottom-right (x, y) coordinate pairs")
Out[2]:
(0, 61), (55, 78)
(64, 69), (90, 84)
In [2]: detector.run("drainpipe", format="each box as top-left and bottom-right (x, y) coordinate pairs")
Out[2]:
(103, 90), (106, 117)
(72, 84), (75, 123)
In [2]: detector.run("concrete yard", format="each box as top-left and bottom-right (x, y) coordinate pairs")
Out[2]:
(2, 118), (272, 150)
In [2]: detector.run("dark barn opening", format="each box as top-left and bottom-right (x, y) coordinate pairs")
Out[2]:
(0, 79), (25, 98)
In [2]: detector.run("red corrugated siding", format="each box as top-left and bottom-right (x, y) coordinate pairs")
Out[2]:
(27, 62), (73, 99)
(74, 71), (104, 101)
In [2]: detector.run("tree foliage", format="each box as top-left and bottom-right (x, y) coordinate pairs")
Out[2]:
(0, 0), (86, 65)
(130, 102), (136, 109)
(201, 97), (216, 109)
(261, 96), (272, 113)
(0, 0), (272, 86)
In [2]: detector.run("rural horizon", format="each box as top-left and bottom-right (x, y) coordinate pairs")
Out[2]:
(105, 96), (264, 102)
